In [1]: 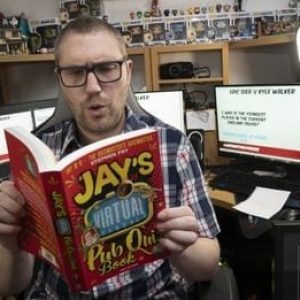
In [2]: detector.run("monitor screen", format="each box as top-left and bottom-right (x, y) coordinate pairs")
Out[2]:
(0, 99), (57, 164)
(214, 84), (300, 165)
(0, 111), (34, 163)
(135, 90), (185, 133)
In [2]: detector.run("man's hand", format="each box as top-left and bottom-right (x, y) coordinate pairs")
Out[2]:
(156, 206), (199, 254)
(0, 181), (34, 294)
(157, 206), (220, 281)
(0, 180), (25, 235)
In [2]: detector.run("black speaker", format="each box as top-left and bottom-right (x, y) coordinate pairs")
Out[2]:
(159, 62), (194, 79)
(186, 129), (205, 171)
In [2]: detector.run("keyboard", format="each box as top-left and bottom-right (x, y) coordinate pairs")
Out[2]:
(209, 169), (300, 208)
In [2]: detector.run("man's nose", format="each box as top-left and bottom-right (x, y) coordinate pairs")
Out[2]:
(85, 71), (102, 93)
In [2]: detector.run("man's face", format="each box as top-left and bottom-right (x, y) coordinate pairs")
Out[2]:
(57, 31), (132, 143)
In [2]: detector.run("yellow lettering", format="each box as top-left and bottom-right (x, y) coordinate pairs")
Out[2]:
(74, 171), (94, 205)
(86, 242), (124, 271)
(94, 164), (120, 195)
(110, 158), (131, 181)
(52, 191), (67, 217)
(138, 152), (154, 175)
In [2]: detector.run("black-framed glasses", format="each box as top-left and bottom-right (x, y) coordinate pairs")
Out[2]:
(55, 59), (127, 87)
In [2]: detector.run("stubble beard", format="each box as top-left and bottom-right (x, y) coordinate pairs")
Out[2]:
(79, 106), (125, 137)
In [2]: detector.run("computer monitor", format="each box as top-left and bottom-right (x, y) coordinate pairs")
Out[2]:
(0, 99), (57, 177)
(214, 84), (300, 166)
(135, 90), (185, 133)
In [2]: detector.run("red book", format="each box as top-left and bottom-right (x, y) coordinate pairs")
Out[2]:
(5, 126), (167, 292)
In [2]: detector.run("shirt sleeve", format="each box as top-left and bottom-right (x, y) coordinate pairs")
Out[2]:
(175, 134), (221, 238)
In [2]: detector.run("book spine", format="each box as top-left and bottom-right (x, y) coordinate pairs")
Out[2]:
(42, 171), (85, 292)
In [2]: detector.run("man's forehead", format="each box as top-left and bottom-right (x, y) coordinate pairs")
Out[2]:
(58, 32), (123, 63)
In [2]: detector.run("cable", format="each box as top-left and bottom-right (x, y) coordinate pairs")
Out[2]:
(187, 130), (204, 169)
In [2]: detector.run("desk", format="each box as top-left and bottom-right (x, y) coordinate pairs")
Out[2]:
(205, 171), (236, 210)
(207, 185), (236, 210)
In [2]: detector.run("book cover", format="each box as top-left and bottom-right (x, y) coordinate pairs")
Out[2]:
(5, 126), (167, 291)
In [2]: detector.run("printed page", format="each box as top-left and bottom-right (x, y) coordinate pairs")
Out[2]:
(233, 186), (290, 219)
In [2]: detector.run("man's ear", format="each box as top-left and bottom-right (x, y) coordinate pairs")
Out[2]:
(125, 59), (133, 82)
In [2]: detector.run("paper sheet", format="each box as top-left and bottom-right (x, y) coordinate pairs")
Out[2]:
(233, 187), (291, 219)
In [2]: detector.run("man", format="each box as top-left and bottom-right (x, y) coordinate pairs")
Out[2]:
(0, 17), (220, 299)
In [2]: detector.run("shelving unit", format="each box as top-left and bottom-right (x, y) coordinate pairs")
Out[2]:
(229, 32), (295, 49)
(0, 33), (296, 166)
(150, 42), (230, 166)
(150, 42), (230, 90)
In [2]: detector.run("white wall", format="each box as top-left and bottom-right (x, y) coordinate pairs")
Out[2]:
(103, 0), (291, 23)
(229, 48), (298, 84)
(1, 0), (59, 20)
(242, 0), (290, 11)
(1, 0), (292, 26)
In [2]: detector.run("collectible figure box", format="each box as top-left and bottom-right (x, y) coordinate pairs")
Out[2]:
(276, 9), (297, 34)
(29, 18), (61, 51)
(257, 11), (277, 36)
(208, 14), (231, 41)
(144, 17), (166, 46)
(186, 15), (209, 43)
(230, 12), (253, 40)
(165, 16), (187, 45)
(123, 21), (144, 47)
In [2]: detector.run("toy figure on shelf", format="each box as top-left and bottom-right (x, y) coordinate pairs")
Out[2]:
(28, 32), (42, 54)
(19, 13), (30, 41)
(59, 8), (69, 26)
(9, 16), (18, 28)
(0, 12), (29, 55)
(151, 0), (161, 17)
(0, 12), (5, 27)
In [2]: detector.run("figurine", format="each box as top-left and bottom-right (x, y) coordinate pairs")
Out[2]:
(9, 16), (19, 28)
(19, 13), (30, 40)
(151, 0), (161, 17)
(59, 7), (69, 25)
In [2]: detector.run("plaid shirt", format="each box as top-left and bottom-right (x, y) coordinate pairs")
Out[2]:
(24, 107), (220, 300)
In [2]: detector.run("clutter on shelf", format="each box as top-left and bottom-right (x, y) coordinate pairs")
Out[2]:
(0, 0), (299, 55)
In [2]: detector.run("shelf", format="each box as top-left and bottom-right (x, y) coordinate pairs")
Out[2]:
(0, 33), (295, 63)
(0, 53), (55, 63)
(150, 42), (230, 90)
(149, 41), (228, 54)
(0, 47), (147, 62)
(158, 77), (224, 85)
(229, 33), (295, 49)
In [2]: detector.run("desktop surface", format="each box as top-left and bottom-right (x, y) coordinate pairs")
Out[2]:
(209, 160), (300, 209)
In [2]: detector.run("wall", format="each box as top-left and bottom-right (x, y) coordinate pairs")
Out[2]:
(104, 0), (291, 23)
(1, 0), (292, 20)
(0, 0), (296, 103)
(229, 44), (299, 84)
(1, 0), (59, 20)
